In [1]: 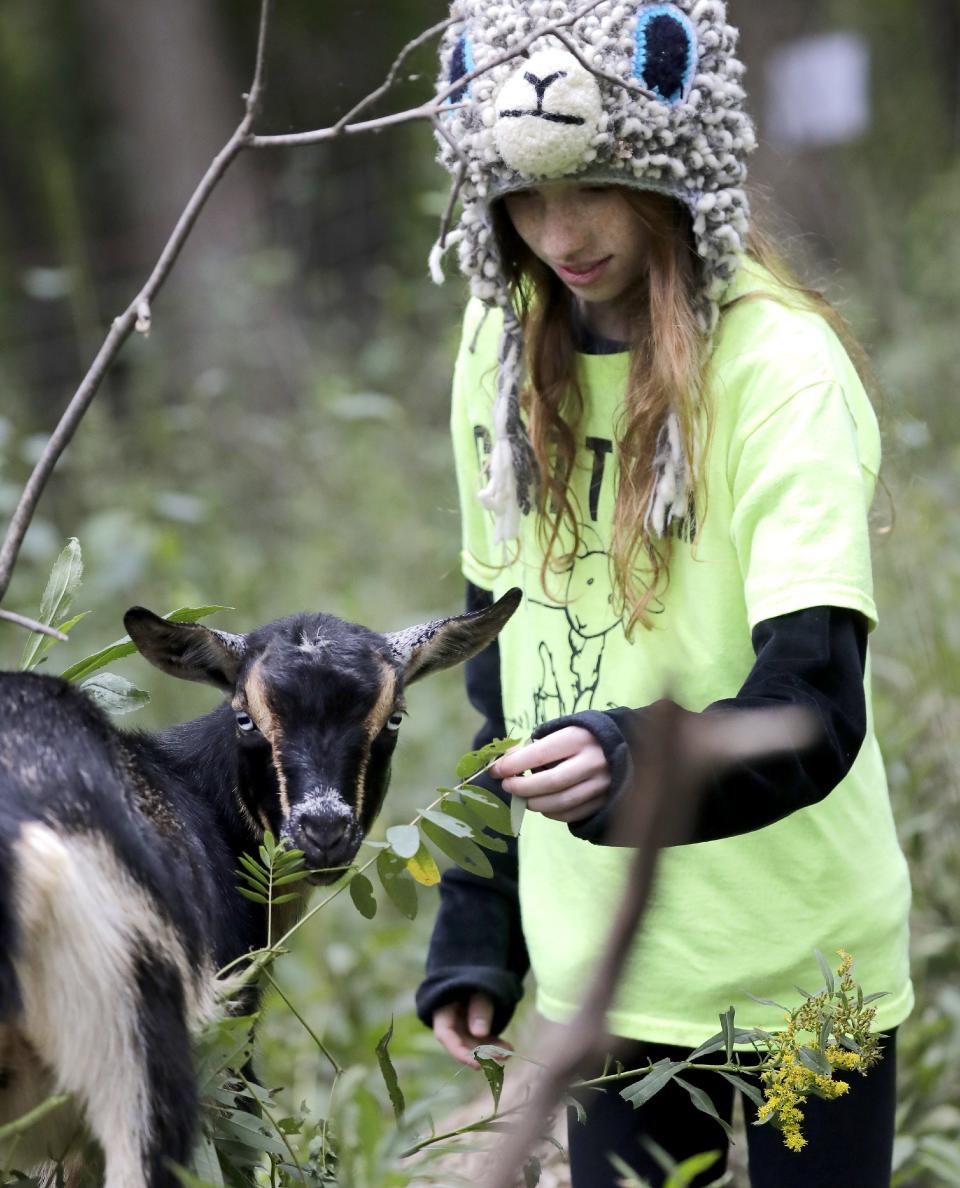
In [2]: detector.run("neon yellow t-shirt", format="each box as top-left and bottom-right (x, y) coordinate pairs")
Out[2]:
(450, 261), (913, 1045)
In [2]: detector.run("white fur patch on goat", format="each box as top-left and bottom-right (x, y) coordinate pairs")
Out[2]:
(6, 823), (218, 1186)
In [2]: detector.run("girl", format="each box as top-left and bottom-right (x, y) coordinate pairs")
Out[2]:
(416, 3), (912, 1185)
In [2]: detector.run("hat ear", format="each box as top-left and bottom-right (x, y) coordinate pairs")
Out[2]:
(386, 588), (521, 686)
(123, 608), (247, 692)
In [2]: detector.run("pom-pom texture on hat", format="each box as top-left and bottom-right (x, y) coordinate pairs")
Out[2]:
(432, 0), (757, 543)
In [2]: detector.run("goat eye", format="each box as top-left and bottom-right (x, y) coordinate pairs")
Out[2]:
(633, 5), (697, 105)
(386, 713), (404, 733)
(235, 712), (258, 735)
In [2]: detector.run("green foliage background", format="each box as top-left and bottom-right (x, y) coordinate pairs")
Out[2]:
(0, 0), (958, 1183)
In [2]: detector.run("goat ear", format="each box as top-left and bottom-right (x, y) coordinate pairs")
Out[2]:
(124, 608), (247, 691)
(387, 588), (521, 686)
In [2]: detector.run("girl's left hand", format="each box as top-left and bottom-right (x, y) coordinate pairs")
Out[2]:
(490, 726), (611, 823)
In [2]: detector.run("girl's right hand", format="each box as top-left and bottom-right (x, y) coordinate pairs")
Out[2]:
(432, 993), (514, 1069)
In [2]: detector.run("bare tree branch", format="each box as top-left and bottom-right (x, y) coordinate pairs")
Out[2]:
(333, 16), (456, 134)
(250, 0), (613, 149)
(0, 610), (68, 643)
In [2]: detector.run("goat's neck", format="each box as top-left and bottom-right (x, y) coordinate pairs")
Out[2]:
(151, 703), (259, 858)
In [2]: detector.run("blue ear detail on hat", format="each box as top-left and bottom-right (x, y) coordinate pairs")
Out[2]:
(634, 5), (697, 105)
(447, 32), (475, 104)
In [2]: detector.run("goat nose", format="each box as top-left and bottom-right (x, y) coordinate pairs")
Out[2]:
(298, 812), (349, 853)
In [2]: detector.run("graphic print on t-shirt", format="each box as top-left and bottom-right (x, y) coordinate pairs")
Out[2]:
(524, 520), (623, 728)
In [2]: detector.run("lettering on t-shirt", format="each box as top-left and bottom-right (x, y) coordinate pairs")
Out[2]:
(473, 424), (615, 524)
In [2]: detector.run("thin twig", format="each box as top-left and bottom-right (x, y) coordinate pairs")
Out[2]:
(0, 609), (68, 642)
(431, 112), (472, 170)
(431, 0), (609, 108)
(262, 967), (343, 1076)
(437, 162), (467, 250)
(552, 28), (657, 99)
(249, 101), (441, 148)
(245, 0), (274, 118)
(250, 0), (610, 150)
(333, 16), (456, 133)
(236, 1068), (307, 1183)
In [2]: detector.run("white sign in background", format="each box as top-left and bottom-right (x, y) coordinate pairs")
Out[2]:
(765, 32), (872, 148)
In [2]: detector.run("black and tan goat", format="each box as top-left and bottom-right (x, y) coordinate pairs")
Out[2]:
(0, 589), (520, 1187)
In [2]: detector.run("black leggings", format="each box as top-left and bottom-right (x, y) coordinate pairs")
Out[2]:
(567, 1031), (897, 1188)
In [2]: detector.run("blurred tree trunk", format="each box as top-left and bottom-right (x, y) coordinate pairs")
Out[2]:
(80, 0), (272, 388)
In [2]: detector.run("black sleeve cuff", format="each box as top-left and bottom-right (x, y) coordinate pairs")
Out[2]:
(532, 708), (639, 843)
(415, 965), (525, 1037)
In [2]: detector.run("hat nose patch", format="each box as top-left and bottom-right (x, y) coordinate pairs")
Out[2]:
(494, 49), (603, 178)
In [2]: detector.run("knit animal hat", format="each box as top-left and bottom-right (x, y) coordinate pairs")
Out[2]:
(431, 0), (756, 544)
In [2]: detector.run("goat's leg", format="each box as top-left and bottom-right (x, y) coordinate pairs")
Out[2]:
(12, 824), (197, 1187)
(132, 946), (198, 1188)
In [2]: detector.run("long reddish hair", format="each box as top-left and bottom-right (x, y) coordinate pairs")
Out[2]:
(493, 189), (875, 636)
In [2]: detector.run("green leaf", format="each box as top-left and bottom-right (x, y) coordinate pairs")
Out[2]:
(193, 1014), (257, 1092)
(861, 991), (890, 1005)
(510, 794), (527, 835)
(687, 1032), (726, 1062)
(476, 1051), (505, 1112)
(744, 992), (791, 1013)
(237, 853), (269, 885)
(79, 672), (151, 716)
(375, 1018), (406, 1122)
(21, 610), (91, 674)
(818, 1012), (833, 1056)
(376, 851), (418, 919)
(523, 1156), (542, 1187)
(720, 1006), (735, 1062)
(815, 948), (835, 996)
(271, 870), (309, 888)
(438, 801), (509, 852)
(21, 538), (84, 671)
(797, 1045), (833, 1077)
(270, 892), (301, 905)
(715, 1069), (765, 1109)
(421, 819), (494, 879)
(422, 807), (475, 838)
(40, 538), (84, 624)
(673, 1077), (734, 1140)
(620, 1059), (684, 1108)
(406, 843), (441, 887)
(386, 823), (421, 860)
(349, 872), (378, 919)
(213, 1116), (288, 1156)
(460, 785), (514, 833)
(236, 887), (270, 905)
(666, 1149), (723, 1188)
(180, 1132), (225, 1188)
(455, 737), (522, 780)
(464, 828), (509, 853)
(60, 604), (233, 683)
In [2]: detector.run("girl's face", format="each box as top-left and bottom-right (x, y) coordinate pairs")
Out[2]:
(502, 183), (651, 333)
